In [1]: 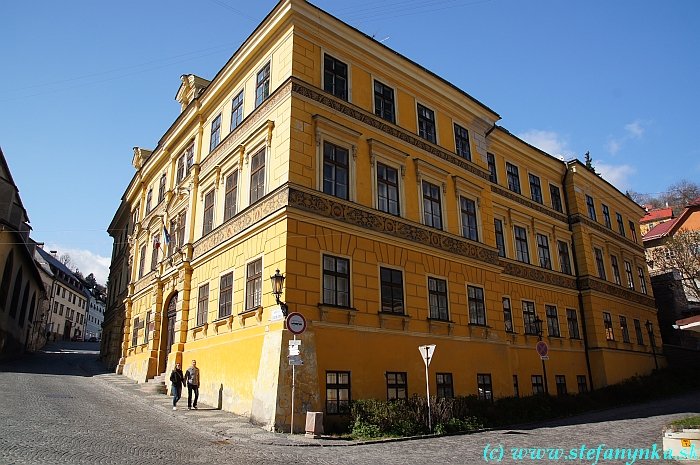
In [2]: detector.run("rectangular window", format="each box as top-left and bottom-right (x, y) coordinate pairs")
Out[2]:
(428, 277), (449, 321)
(436, 373), (454, 399)
(197, 284), (209, 326)
(495, 219), (506, 257)
(566, 309), (581, 339)
(380, 267), (404, 314)
(555, 375), (567, 396)
(577, 375), (588, 394)
(513, 375), (519, 397)
(144, 311), (151, 343)
(186, 145), (194, 176)
(151, 236), (159, 271)
(487, 153), (497, 183)
(417, 104), (436, 143)
(514, 226), (529, 264)
(202, 190), (215, 235)
(245, 259), (262, 310)
(249, 148), (266, 204)
(178, 213), (186, 248)
(503, 297), (514, 333)
(506, 163), (521, 194)
(634, 319), (644, 345)
(603, 311), (614, 341)
(454, 124), (471, 161)
(158, 174), (166, 203)
(230, 90), (244, 131)
(529, 174), (543, 203)
(460, 197), (478, 241)
(177, 154), (185, 184)
(218, 272), (233, 318)
(477, 374), (493, 402)
(323, 141), (349, 200)
(629, 220), (638, 242)
(546, 305), (560, 337)
(522, 301), (537, 335)
(610, 255), (621, 285)
(255, 62), (270, 107)
(649, 322), (656, 347)
(326, 371), (350, 414)
(586, 195), (597, 221)
(532, 375), (544, 395)
(210, 114), (222, 152)
(146, 189), (152, 214)
(324, 54), (348, 101)
(223, 170), (238, 221)
(323, 255), (350, 307)
(374, 80), (395, 123)
(620, 315), (631, 343)
(617, 213), (625, 236)
(59, 304), (64, 316)
(550, 185), (563, 213)
(132, 317), (139, 347)
(638, 267), (648, 294)
(468, 286), (486, 325)
(537, 234), (551, 269)
(386, 372), (407, 400)
(138, 245), (146, 279)
(558, 241), (572, 275)
(377, 163), (399, 216)
(594, 248), (606, 279)
(422, 181), (442, 229)
(602, 204), (612, 228)
(625, 261), (635, 289)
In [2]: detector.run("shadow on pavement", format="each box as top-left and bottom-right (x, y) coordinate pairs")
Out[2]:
(0, 341), (110, 377)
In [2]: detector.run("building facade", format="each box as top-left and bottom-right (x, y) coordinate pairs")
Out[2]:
(85, 288), (105, 341)
(105, 0), (662, 432)
(0, 148), (48, 358)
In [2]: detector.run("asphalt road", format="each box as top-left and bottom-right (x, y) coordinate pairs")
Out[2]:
(0, 341), (697, 464)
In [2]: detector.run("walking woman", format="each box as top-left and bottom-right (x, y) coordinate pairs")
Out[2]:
(170, 362), (186, 410)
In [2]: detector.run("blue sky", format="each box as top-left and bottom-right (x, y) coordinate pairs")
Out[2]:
(1, 0), (699, 284)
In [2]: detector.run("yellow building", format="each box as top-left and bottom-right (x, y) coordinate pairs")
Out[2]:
(104, 0), (662, 432)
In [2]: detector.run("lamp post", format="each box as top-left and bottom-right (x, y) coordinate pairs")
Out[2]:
(645, 320), (658, 370)
(270, 269), (289, 317)
(533, 315), (549, 395)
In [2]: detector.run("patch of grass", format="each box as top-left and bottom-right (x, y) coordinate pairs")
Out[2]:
(670, 416), (700, 426)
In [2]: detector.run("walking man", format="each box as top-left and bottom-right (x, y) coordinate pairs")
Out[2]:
(185, 359), (200, 410)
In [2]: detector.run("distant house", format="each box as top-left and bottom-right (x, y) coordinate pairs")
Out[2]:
(0, 147), (49, 358)
(639, 205), (674, 236)
(643, 196), (700, 348)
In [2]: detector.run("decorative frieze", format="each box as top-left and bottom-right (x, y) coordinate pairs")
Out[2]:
(578, 276), (655, 307)
(500, 260), (578, 290)
(569, 214), (645, 253)
(491, 185), (568, 224)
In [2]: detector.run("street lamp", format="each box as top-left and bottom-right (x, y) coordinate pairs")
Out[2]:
(533, 315), (549, 395)
(270, 269), (289, 317)
(645, 319), (658, 370)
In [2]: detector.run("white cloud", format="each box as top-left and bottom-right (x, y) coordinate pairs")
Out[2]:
(606, 139), (621, 155)
(47, 245), (110, 285)
(595, 162), (636, 191)
(517, 130), (576, 159)
(624, 120), (647, 138)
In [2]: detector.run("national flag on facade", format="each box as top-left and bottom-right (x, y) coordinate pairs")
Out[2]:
(163, 225), (171, 244)
(154, 235), (161, 249)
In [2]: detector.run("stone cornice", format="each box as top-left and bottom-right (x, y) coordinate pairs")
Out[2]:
(500, 259), (577, 290)
(491, 185), (568, 224)
(290, 79), (492, 183)
(569, 213), (645, 253)
(578, 275), (655, 308)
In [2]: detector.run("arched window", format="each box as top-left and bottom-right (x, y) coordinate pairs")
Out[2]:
(28, 292), (36, 323)
(0, 251), (14, 312)
(18, 284), (30, 328)
(9, 267), (23, 319)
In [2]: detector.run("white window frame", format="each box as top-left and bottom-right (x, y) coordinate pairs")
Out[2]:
(415, 100), (439, 145)
(371, 76), (397, 125)
(321, 49), (352, 103)
(313, 115), (360, 203)
(368, 138), (407, 218)
(453, 175), (483, 242)
(414, 158), (449, 231)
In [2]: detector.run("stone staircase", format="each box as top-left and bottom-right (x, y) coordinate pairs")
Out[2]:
(140, 372), (168, 394)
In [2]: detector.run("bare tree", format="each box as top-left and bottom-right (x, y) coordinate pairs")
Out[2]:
(59, 253), (74, 270)
(660, 179), (700, 210)
(626, 190), (662, 208)
(649, 229), (700, 303)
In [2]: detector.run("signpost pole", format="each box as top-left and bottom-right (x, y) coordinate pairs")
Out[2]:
(291, 334), (296, 435)
(424, 346), (431, 432)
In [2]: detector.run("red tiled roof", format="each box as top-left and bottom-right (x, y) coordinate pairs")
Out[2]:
(642, 217), (678, 241)
(687, 196), (700, 207)
(640, 207), (673, 223)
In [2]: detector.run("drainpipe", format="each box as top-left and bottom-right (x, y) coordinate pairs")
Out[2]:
(562, 162), (595, 391)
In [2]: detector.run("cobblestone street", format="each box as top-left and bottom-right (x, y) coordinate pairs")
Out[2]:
(0, 341), (698, 464)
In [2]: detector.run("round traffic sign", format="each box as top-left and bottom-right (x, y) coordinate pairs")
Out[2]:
(286, 312), (307, 335)
(536, 341), (549, 357)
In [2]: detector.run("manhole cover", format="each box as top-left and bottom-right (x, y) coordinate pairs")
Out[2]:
(45, 394), (73, 399)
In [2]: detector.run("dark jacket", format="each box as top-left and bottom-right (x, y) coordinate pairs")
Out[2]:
(170, 368), (185, 387)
